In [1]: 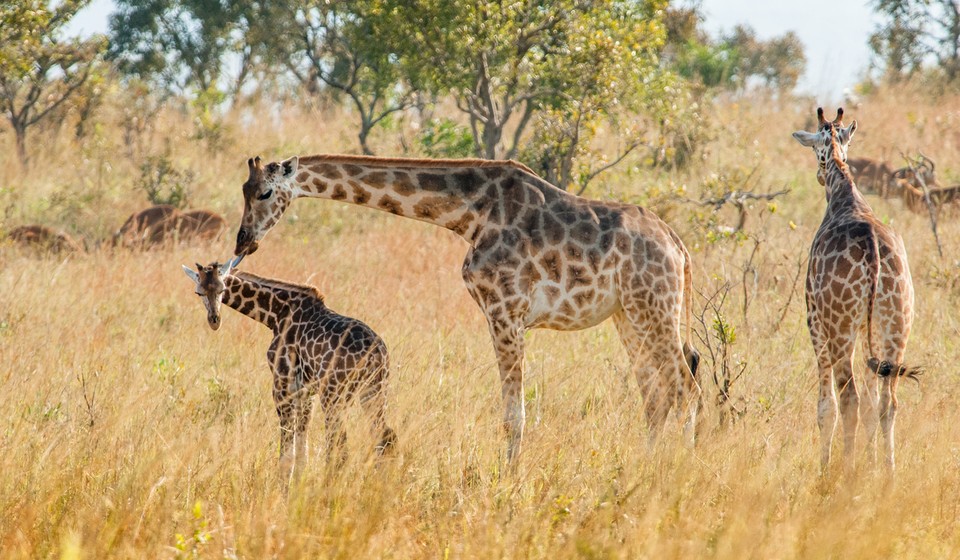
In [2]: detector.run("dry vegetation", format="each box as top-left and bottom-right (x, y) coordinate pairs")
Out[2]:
(2, 88), (960, 558)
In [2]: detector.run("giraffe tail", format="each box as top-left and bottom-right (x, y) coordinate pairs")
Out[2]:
(866, 357), (923, 382)
(864, 225), (882, 366)
(863, 228), (922, 383)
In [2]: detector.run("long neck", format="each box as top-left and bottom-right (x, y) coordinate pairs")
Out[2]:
(289, 155), (534, 242)
(822, 134), (863, 210)
(221, 275), (289, 333)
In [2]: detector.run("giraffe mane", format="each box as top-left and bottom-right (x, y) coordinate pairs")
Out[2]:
(298, 154), (540, 177)
(231, 270), (325, 302)
(827, 126), (856, 184)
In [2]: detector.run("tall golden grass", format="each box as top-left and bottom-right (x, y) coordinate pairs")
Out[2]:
(1, 87), (960, 558)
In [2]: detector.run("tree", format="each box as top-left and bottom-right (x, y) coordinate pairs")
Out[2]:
(261, 1), (418, 155)
(670, 22), (805, 92)
(870, 0), (960, 83)
(391, 0), (591, 160)
(0, 0), (106, 168)
(523, 1), (682, 191)
(108, 0), (259, 99)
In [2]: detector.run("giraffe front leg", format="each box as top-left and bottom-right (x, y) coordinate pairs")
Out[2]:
(489, 321), (526, 463)
(275, 395), (296, 482)
(292, 393), (313, 478)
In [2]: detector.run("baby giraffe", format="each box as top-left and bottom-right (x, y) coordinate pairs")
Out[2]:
(183, 257), (396, 480)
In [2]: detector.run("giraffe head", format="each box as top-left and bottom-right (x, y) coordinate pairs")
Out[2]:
(182, 256), (241, 330)
(792, 107), (858, 186)
(235, 155), (300, 256)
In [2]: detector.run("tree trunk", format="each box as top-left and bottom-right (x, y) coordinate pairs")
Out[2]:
(359, 123), (374, 156)
(14, 122), (28, 170)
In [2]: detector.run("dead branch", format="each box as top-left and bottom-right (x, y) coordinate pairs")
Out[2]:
(902, 152), (944, 258)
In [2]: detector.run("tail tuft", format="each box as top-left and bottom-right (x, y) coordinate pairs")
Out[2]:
(866, 357), (924, 382)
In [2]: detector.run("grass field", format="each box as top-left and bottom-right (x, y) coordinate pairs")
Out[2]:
(2, 91), (960, 558)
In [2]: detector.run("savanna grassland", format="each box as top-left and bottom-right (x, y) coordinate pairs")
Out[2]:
(2, 89), (960, 559)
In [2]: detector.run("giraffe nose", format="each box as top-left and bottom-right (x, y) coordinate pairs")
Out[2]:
(235, 227), (250, 255)
(209, 314), (221, 330)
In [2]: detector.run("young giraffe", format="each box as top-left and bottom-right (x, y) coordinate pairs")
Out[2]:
(793, 107), (921, 474)
(233, 154), (701, 461)
(182, 257), (396, 479)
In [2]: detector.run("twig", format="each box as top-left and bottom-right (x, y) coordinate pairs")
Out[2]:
(903, 154), (944, 257)
(773, 253), (806, 333)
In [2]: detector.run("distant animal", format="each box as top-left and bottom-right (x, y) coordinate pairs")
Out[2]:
(114, 205), (226, 249)
(793, 107), (921, 475)
(147, 209), (226, 246)
(846, 157), (896, 197)
(847, 153), (938, 199)
(113, 205), (179, 248)
(6, 225), (84, 254)
(182, 257), (396, 480)
(900, 180), (960, 215)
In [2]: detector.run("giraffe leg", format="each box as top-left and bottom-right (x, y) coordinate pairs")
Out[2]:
(274, 391), (296, 481)
(487, 319), (526, 462)
(878, 335), (907, 474)
(833, 351), (860, 472)
(320, 389), (348, 469)
(876, 279), (911, 475)
(859, 334), (880, 467)
(358, 379), (397, 455)
(812, 345), (838, 473)
(292, 392), (313, 478)
(612, 310), (695, 447)
(879, 375), (898, 473)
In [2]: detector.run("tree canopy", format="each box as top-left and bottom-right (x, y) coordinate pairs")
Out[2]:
(0, 0), (107, 168)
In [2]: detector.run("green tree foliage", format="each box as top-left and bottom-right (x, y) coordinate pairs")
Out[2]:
(870, 0), (960, 83)
(0, 0), (106, 168)
(108, 0), (258, 98)
(665, 7), (805, 92)
(521, 1), (686, 191)
(260, 1), (418, 155)
(386, 0), (689, 191)
(392, 0), (595, 160)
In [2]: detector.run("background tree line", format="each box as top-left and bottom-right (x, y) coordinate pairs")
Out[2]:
(1, 0), (824, 189)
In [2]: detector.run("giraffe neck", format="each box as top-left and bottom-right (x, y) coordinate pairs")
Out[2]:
(289, 155), (536, 242)
(822, 133), (865, 211)
(221, 272), (322, 333)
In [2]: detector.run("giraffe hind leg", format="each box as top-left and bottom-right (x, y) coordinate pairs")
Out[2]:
(612, 310), (696, 448)
(357, 374), (397, 456)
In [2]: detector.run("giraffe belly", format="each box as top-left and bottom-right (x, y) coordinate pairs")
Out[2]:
(526, 282), (620, 331)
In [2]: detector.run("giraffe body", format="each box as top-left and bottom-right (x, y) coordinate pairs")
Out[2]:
(233, 155), (700, 460)
(183, 258), (396, 479)
(793, 108), (920, 474)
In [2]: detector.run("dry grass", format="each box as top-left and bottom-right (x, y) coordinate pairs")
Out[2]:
(1, 88), (960, 558)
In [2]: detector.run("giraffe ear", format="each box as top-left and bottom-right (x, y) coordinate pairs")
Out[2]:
(281, 156), (299, 178)
(792, 130), (819, 147)
(838, 121), (858, 144)
(182, 265), (200, 283)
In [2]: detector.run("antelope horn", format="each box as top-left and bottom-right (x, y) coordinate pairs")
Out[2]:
(833, 108), (844, 125)
(817, 107), (826, 125)
(919, 151), (935, 172)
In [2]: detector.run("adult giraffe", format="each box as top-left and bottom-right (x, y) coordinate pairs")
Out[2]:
(793, 108), (921, 474)
(233, 154), (701, 460)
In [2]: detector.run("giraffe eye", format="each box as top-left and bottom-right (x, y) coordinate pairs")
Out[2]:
(258, 189), (273, 201)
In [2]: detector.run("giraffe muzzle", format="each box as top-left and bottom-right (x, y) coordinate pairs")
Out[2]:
(234, 228), (259, 256)
(208, 314), (222, 330)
